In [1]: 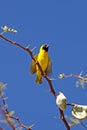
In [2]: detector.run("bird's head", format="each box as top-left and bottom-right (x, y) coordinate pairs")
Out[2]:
(40, 44), (49, 52)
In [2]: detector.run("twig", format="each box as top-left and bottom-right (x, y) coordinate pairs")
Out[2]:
(59, 109), (70, 130)
(0, 127), (4, 130)
(60, 73), (83, 80)
(0, 106), (16, 130)
(0, 86), (32, 130)
(0, 95), (9, 113)
(9, 116), (32, 130)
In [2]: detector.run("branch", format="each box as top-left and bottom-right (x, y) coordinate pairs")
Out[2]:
(0, 106), (16, 130)
(9, 115), (33, 130)
(0, 127), (4, 130)
(59, 109), (70, 130)
(0, 34), (57, 97)
(0, 84), (33, 130)
(59, 73), (85, 80)
(0, 34), (70, 130)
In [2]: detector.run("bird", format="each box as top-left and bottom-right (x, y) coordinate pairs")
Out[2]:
(30, 44), (52, 84)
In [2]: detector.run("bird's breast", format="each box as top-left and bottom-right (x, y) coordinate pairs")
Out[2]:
(37, 53), (49, 71)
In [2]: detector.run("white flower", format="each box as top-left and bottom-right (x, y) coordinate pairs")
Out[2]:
(1, 26), (8, 32)
(72, 104), (87, 120)
(1, 26), (17, 33)
(56, 92), (67, 111)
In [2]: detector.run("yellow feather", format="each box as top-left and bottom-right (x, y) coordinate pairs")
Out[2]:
(30, 44), (52, 84)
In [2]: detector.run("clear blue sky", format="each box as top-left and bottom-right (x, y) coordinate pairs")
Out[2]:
(0, 0), (87, 130)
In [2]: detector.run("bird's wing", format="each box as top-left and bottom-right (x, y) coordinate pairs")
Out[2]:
(45, 56), (52, 76)
(30, 55), (38, 74)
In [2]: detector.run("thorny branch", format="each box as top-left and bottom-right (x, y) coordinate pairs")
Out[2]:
(0, 89), (33, 130)
(59, 73), (87, 88)
(0, 106), (16, 130)
(59, 73), (84, 80)
(0, 34), (70, 130)
(59, 72), (87, 82)
(9, 115), (33, 130)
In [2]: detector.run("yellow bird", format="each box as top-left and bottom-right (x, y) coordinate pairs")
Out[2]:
(30, 44), (52, 84)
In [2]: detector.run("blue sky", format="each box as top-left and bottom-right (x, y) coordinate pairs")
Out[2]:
(0, 0), (87, 130)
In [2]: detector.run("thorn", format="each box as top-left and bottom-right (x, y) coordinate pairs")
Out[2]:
(79, 71), (83, 76)
(26, 44), (31, 49)
(47, 89), (51, 93)
(50, 78), (56, 81)
(28, 124), (35, 129)
(0, 31), (6, 35)
(3, 97), (8, 101)
(49, 89), (51, 93)
(31, 46), (36, 52)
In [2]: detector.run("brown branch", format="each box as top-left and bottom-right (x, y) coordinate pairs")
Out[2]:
(0, 127), (4, 130)
(0, 34), (33, 56)
(0, 106), (16, 130)
(0, 93), (16, 130)
(44, 76), (57, 97)
(0, 95), (9, 113)
(66, 103), (75, 107)
(0, 34), (70, 130)
(0, 34), (57, 97)
(0, 105), (32, 130)
(0, 89), (33, 130)
(9, 115), (32, 130)
(59, 109), (70, 130)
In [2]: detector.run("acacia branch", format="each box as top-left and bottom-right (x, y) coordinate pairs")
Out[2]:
(0, 34), (70, 130)
(0, 127), (4, 130)
(59, 73), (84, 80)
(0, 34), (57, 97)
(0, 106), (16, 130)
(0, 89), (32, 130)
(59, 109), (70, 130)
(9, 115), (33, 130)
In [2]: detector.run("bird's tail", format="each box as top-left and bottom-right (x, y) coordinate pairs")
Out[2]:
(35, 75), (42, 84)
